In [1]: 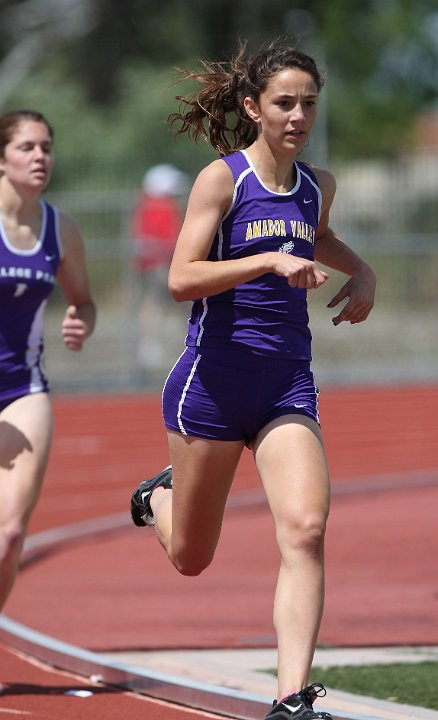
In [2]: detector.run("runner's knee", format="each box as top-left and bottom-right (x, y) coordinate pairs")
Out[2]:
(276, 514), (327, 561)
(170, 544), (215, 576)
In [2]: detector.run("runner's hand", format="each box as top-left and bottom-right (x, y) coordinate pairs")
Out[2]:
(271, 253), (329, 289)
(62, 305), (87, 351)
(328, 267), (376, 326)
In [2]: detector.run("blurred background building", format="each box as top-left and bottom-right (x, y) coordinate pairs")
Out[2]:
(1, 0), (437, 392)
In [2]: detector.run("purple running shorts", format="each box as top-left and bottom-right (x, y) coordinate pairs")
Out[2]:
(162, 346), (320, 445)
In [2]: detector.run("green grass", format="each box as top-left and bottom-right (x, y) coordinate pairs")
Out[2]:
(265, 662), (438, 711)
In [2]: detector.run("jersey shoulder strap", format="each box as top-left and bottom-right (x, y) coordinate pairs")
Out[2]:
(220, 151), (251, 185)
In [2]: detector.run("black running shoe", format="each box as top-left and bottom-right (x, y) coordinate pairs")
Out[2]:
(264, 683), (332, 719)
(130, 465), (172, 527)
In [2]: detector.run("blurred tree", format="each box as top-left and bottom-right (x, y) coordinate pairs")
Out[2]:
(64, 0), (205, 104)
(313, 0), (438, 157)
(0, 0), (97, 105)
(1, 0), (437, 169)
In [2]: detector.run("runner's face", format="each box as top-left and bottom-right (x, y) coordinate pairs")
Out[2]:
(249, 68), (318, 155)
(0, 121), (53, 192)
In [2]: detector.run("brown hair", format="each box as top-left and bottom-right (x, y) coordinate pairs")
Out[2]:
(0, 109), (54, 157)
(168, 42), (324, 156)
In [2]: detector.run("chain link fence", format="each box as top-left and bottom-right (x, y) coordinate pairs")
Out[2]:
(43, 153), (438, 394)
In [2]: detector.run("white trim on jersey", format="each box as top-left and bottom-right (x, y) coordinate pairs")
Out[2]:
(222, 164), (252, 222)
(242, 149), (305, 197)
(51, 203), (64, 260)
(26, 299), (47, 393)
(298, 166), (323, 223)
(196, 298), (209, 346)
(0, 201), (47, 256)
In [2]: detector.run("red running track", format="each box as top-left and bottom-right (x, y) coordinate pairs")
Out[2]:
(1, 385), (438, 717)
(0, 642), (220, 720)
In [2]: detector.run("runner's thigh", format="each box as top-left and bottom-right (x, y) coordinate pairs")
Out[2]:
(252, 414), (330, 525)
(0, 393), (53, 524)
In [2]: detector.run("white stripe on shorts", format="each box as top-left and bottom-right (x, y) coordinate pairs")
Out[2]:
(177, 352), (202, 434)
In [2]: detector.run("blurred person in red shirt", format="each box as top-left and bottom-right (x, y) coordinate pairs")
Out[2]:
(131, 163), (188, 272)
(130, 164), (188, 371)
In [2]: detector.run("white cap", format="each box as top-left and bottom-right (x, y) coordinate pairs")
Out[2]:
(142, 164), (188, 196)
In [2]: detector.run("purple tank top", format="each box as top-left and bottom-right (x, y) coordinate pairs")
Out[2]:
(0, 200), (62, 401)
(185, 150), (322, 359)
